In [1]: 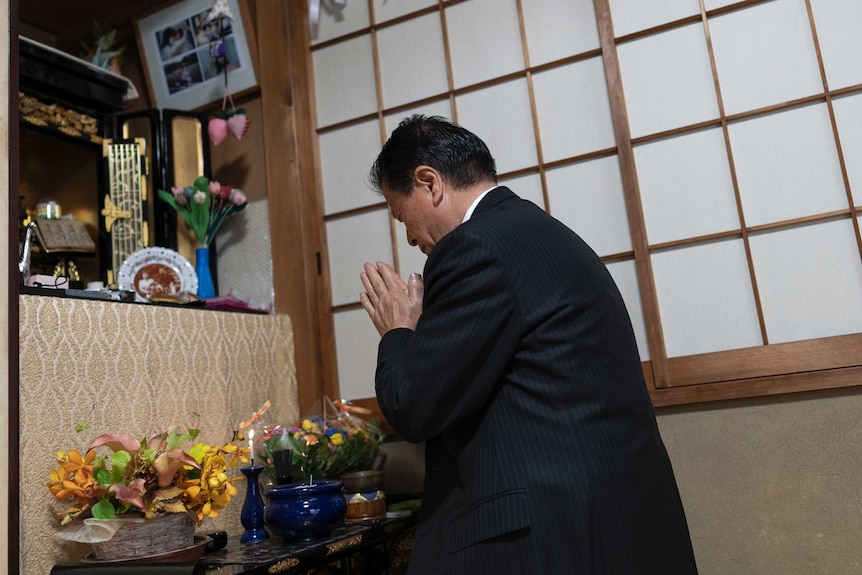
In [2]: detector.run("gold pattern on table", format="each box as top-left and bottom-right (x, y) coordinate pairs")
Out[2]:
(268, 558), (300, 572)
(326, 534), (363, 555)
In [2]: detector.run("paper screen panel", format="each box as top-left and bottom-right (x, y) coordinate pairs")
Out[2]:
(618, 23), (718, 139)
(749, 220), (862, 344)
(606, 259), (651, 361)
(546, 156), (632, 258)
(334, 307), (381, 400)
(729, 103), (847, 227)
(809, 0), (862, 90)
(652, 239), (762, 357)
(498, 173), (546, 210)
(377, 12), (448, 109)
(385, 100), (452, 137)
(703, 0), (740, 9)
(455, 79), (538, 174)
(320, 120), (384, 215)
(608, 0), (700, 38)
(313, 35), (378, 127)
(375, 0), (438, 24)
(635, 128), (738, 245)
(532, 57), (616, 163)
(327, 209), (393, 306)
(311, 0), (370, 45)
(832, 93), (862, 206)
(445, 0), (524, 88)
(521, 0), (600, 66)
(709, 0), (822, 116)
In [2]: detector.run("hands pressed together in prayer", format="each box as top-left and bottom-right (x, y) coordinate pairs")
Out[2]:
(360, 262), (424, 336)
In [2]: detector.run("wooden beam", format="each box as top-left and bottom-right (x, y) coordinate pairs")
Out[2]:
(255, 0), (329, 414)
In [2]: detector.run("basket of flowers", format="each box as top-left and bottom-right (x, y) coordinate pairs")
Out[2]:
(47, 423), (249, 561)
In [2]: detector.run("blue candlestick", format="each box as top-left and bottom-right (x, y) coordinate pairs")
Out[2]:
(240, 466), (268, 543)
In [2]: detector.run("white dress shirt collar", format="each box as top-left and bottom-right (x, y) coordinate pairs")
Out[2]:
(462, 186), (499, 223)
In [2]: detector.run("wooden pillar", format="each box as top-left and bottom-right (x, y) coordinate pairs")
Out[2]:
(254, 0), (334, 414)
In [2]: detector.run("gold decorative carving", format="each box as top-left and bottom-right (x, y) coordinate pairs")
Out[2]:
(326, 534), (363, 555)
(387, 526), (415, 572)
(268, 558), (300, 572)
(101, 195), (131, 233)
(18, 91), (102, 143)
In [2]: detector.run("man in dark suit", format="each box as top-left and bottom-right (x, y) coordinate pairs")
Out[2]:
(360, 115), (697, 574)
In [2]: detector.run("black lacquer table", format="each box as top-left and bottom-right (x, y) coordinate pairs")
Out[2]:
(198, 516), (416, 575)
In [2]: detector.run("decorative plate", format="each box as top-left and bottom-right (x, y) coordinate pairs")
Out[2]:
(117, 247), (198, 303)
(81, 534), (211, 564)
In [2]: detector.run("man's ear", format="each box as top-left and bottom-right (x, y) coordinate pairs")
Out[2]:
(414, 166), (445, 206)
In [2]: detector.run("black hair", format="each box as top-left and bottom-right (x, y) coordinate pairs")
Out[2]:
(369, 115), (497, 196)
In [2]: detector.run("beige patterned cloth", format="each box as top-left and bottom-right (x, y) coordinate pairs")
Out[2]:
(18, 295), (299, 574)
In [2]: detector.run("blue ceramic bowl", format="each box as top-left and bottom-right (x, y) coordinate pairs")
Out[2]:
(264, 480), (346, 540)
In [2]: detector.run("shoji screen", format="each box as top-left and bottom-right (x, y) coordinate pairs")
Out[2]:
(311, 0), (862, 406)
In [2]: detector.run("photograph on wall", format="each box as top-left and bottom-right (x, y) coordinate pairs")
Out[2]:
(135, 0), (257, 110)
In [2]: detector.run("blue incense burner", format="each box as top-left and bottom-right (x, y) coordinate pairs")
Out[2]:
(264, 480), (346, 540)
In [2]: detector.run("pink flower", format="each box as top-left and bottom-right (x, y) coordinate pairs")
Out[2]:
(154, 448), (200, 487)
(110, 478), (147, 511)
(171, 186), (188, 206)
(209, 181), (221, 197)
(88, 434), (142, 453)
(229, 189), (247, 206)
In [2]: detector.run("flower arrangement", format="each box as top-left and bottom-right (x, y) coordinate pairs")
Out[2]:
(47, 424), (250, 527)
(259, 404), (385, 481)
(157, 176), (247, 247)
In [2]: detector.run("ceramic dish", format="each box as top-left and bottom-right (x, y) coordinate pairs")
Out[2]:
(81, 534), (211, 564)
(117, 247), (198, 303)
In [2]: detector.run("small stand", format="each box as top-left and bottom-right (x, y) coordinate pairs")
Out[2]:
(240, 466), (268, 543)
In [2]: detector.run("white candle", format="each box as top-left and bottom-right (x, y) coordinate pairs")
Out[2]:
(248, 428), (255, 467)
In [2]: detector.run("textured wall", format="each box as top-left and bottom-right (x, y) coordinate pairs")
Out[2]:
(657, 387), (862, 575)
(216, 199), (275, 310)
(19, 295), (299, 574)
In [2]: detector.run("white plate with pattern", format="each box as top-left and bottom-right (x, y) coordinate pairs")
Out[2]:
(117, 247), (198, 303)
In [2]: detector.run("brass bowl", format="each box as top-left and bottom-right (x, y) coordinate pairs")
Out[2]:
(340, 470), (384, 493)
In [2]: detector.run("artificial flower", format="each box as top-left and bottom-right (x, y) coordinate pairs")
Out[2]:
(158, 176), (248, 247)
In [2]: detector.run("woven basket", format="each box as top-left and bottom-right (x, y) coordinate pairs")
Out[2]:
(90, 512), (196, 561)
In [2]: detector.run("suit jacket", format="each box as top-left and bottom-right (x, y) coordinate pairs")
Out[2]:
(376, 187), (697, 574)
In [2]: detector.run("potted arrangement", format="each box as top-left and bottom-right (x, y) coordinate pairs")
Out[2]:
(258, 397), (385, 538)
(257, 398), (385, 484)
(47, 423), (249, 561)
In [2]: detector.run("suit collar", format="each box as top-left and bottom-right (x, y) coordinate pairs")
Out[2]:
(471, 186), (517, 218)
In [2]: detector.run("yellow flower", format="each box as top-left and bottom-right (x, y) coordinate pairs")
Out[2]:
(46, 449), (99, 507)
(330, 433), (344, 446)
(301, 419), (319, 433)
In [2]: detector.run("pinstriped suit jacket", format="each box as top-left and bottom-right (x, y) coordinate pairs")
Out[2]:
(376, 187), (697, 574)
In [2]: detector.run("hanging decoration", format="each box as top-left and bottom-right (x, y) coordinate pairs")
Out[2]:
(206, 0), (249, 146)
(309, 0), (346, 26)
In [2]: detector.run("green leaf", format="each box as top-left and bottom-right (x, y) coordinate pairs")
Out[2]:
(157, 189), (208, 245)
(110, 450), (132, 483)
(91, 497), (116, 520)
(94, 464), (111, 486)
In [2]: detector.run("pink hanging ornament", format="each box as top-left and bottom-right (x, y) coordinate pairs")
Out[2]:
(208, 117), (229, 146)
(227, 113), (250, 141)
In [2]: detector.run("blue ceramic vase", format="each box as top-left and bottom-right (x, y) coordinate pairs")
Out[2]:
(195, 246), (215, 299)
(264, 480), (346, 541)
(240, 466), (268, 543)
